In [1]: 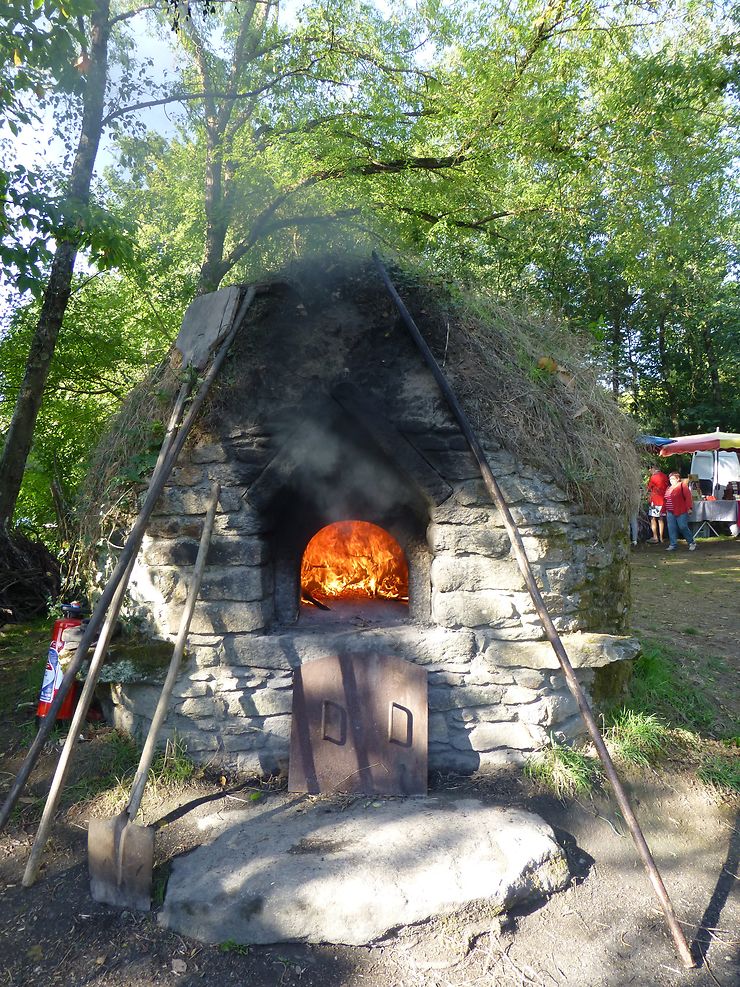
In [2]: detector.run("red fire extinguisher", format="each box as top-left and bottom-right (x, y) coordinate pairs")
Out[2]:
(36, 602), (87, 726)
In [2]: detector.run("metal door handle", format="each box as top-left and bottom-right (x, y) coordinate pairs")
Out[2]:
(321, 700), (346, 745)
(388, 702), (413, 747)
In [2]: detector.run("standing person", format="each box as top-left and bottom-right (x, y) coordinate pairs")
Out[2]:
(665, 471), (697, 552)
(647, 466), (669, 544)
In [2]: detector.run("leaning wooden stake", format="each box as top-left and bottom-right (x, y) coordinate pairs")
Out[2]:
(21, 378), (192, 887)
(372, 252), (695, 970)
(0, 287), (255, 834)
(88, 481), (220, 910)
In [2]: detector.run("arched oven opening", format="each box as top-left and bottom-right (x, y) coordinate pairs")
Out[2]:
(300, 521), (409, 621)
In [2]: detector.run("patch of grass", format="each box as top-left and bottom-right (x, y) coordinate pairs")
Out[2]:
(62, 729), (140, 805)
(603, 708), (669, 767)
(82, 733), (198, 818)
(151, 862), (171, 908)
(682, 627), (698, 636)
(0, 618), (51, 718)
(697, 756), (740, 794)
(628, 642), (717, 735)
(219, 940), (250, 955)
(149, 735), (196, 790)
(525, 740), (602, 799)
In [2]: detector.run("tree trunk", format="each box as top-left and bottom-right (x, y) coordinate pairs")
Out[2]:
(700, 322), (722, 411)
(0, 0), (111, 527)
(656, 307), (679, 432)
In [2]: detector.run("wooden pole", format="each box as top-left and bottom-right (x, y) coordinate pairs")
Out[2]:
(125, 481), (220, 821)
(372, 252), (695, 970)
(0, 287), (255, 833)
(21, 379), (193, 887)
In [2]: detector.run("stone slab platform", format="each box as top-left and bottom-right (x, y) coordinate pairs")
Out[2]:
(159, 794), (570, 946)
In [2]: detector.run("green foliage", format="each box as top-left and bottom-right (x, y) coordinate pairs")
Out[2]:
(2, 0), (737, 553)
(603, 708), (669, 768)
(697, 755), (740, 795)
(0, 617), (50, 719)
(524, 740), (602, 800)
(149, 736), (196, 789)
(219, 940), (250, 955)
(0, 270), (176, 541)
(626, 642), (717, 735)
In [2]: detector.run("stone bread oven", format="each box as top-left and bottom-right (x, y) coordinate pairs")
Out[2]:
(101, 257), (639, 777)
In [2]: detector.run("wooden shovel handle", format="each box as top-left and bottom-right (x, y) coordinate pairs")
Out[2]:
(126, 481), (220, 820)
(2, 287), (254, 835)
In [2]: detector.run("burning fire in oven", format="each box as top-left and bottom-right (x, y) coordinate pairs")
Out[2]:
(300, 521), (409, 605)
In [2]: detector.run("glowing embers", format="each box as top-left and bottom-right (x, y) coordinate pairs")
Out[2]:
(300, 521), (409, 606)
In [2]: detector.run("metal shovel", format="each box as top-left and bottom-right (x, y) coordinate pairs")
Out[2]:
(88, 481), (220, 910)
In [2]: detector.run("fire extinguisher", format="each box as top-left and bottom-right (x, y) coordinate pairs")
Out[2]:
(36, 602), (88, 728)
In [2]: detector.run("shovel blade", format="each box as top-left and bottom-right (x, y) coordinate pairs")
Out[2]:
(88, 814), (154, 911)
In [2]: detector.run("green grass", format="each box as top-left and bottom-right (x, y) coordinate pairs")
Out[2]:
(148, 735), (196, 790)
(0, 618), (51, 718)
(219, 940), (250, 955)
(603, 708), (669, 767)
(627, 642), (718, 735)
(527, 638), (736, 799)
(697, 755), (740, 794)
(524, 740), (602, 799)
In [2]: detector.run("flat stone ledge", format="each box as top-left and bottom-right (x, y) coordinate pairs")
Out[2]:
(159, 795), (570, 946)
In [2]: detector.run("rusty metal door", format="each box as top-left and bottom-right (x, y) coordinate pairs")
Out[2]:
(289, 653), (427, 796)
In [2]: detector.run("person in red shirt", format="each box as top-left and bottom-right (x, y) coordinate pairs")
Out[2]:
(665, 471), (697, 551)
(647, 467), (669, 544)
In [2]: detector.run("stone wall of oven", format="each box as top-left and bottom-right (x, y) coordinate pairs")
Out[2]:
(98, 431), (639, 777)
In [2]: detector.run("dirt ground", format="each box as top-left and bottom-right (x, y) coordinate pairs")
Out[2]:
(1, 538), (738, 987)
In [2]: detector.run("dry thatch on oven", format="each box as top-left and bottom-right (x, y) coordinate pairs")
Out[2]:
(414, 281), (642, 517)
(80, 254), (641, 554)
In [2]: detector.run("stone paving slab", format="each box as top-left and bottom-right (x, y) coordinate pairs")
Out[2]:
(159, 794), (570, 946)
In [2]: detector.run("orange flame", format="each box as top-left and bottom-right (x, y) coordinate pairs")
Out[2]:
(301, 521), (409, 602)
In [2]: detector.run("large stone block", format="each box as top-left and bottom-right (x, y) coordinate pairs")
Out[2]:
(143, 536), (267, 567)
(166, 465), (204, 487)
(483, 632), (640, 671)
(153, 485), (242, 516)
(428, 712), (450, 743)
(427, 524), (510, 557)
(539, 563), (587, 594)
(431, 555), (525, 593)
(250, 689), (293, 717)
(430, 501), (495, 526)
(466, 653), (516, 686)
(419, 450), (481, 480)
(428, 684), (504, 711)
(182, 601), (268, 635)
(433, 589), (516, 628)
(177, 696), (219, 719)
(508, 501), (573, 524)
(517, 691), (579, 727)
(190, 442), (228, 463)
(143, 564), (266, 606)
(465, 720), (536, 752)
(221, 635), (294, 670)
(519, 536), (568, 564)
(199, 566), (268, 602)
